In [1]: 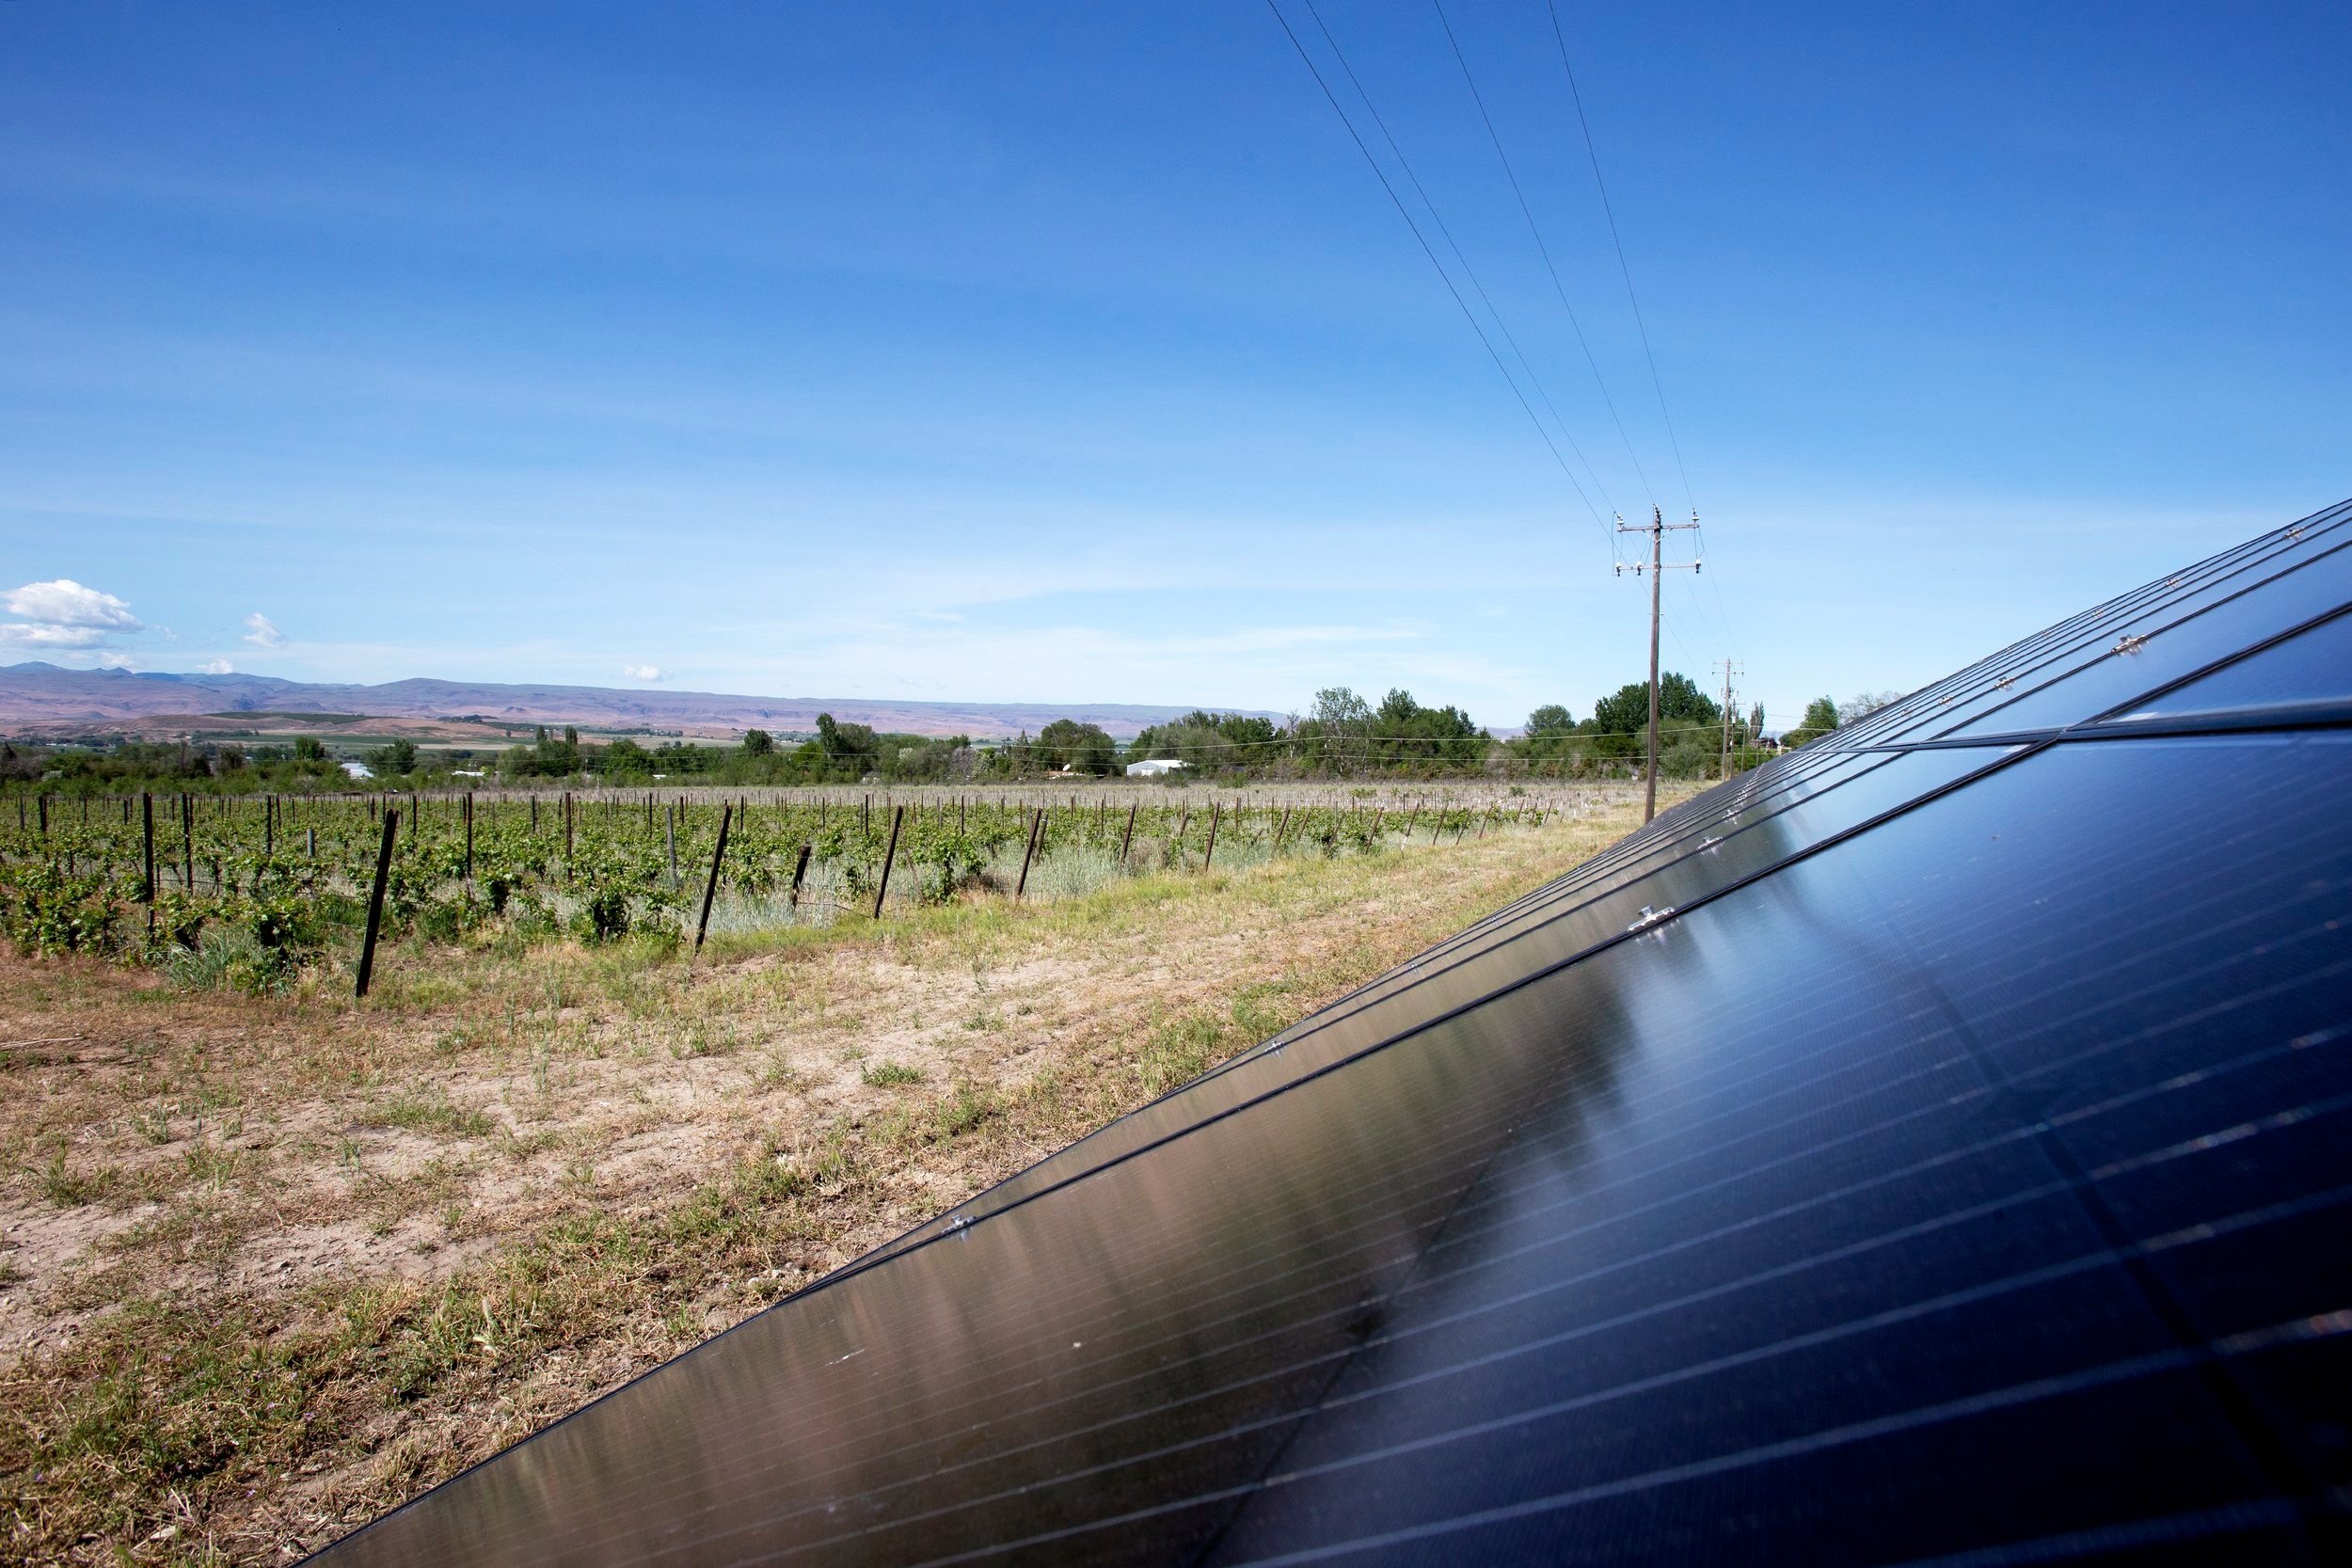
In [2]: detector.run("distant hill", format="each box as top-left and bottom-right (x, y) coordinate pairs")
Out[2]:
(0, 663), (1275, 741)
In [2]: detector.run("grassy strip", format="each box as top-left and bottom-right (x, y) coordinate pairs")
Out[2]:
(0, 796), (1672, 1564)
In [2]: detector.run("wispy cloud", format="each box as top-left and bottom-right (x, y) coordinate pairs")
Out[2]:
(622, 663), (664, 681)
(243, 612), (287, 648)
(200, 658), (235, 674)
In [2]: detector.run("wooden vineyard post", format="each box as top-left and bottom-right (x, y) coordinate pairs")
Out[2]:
(694, 804), (735, 954)
(463, 793), (474, 881)
(263, 795), (274, 858)
(531, 795), (539, 832)
(564, 792), (574, 862)
(1119, 801), (1138, 866)
(788, 843), (812, 909)
(308, 827), (317, 858)
(180, 794), (194, 890)
(665, 807), (679, 888)
(871, 805), (905, 919)
(1014, 809), (1043, 900)
(36, 794), (45, 836)
(355, 808), (399, 1000)
(140, 793), (155, 903)
(1202, 802), (1221, 870)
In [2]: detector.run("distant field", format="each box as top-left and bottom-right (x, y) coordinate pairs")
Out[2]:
(0, 780), (1687, 1565)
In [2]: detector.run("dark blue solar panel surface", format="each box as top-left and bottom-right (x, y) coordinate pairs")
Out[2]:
(2128, 607), (2352, 718)
(312, 507), (2352, 1566)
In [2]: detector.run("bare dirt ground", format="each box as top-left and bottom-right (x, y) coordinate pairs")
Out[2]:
(0, 784), (1673, 1565)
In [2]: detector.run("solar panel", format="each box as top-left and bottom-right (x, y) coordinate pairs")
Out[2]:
(311, 504), (2352, 1565)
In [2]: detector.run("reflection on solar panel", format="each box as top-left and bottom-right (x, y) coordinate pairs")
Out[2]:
(313, 502), (2352, 1566)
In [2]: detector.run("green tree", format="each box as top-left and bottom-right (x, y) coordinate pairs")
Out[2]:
(1525, 704), (1576, 737)
(1308, 686), (1373, 769)
(1366, 689), (1486, 768)
(600, 737), (652, 778)
(1787, 696), (1841, 748)
(1037, 719), (1118, 776)
(1591, 672), (1717, 736)
(365, 738), (419, 776)
(815, 714), (880, 777)
(740, 728), (774, 757)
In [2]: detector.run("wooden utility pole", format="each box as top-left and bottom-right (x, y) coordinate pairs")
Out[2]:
(1616, 507), (1702, 823)
(1716, 658), (1744, 781)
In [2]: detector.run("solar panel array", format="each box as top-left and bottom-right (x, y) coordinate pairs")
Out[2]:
(315, 500), (2352, 1566)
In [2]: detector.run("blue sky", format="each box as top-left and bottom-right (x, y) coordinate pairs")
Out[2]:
(2, 1), (2344, 731)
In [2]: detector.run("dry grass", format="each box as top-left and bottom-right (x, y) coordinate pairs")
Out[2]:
(0, 784), (1676, 1565)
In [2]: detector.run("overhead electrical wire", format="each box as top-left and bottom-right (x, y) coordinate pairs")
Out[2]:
(1429, 0), (1661, 515)
(1427, 0), (1741, 689)
(1262, 0), (1617, 558)
(1298, 0), (1620, 531)
(1538, 0), (1744, 662)
(1268, 0), (1733, 693)
(1543, 0), (1694, 522)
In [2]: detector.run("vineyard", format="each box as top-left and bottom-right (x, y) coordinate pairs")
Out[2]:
(0, 782), (1597, 997)
(0, 779), (1664, 1564)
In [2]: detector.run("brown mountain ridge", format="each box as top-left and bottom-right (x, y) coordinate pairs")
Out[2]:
(0, 663), (1275, 741)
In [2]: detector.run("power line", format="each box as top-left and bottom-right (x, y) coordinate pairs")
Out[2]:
(1538, 3), (1744, 664)
(1543, 0), (1695, 520)
(1429, 0), (1660, 513)
(1262, 0), (1614, 552)
(1300, 0), (1620, 527)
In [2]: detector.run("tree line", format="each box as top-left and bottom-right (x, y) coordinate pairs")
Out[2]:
(0, 678), (1907, 792)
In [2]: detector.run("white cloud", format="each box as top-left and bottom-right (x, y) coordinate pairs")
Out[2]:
(0, 578), (142, 652)
(96, 651), (136, 670)
(200, 658), (235, 674)
(0, 622), (110, 648)
(622, 663), (664, 681)
(243, 612), (287, 648)
(4, 578), (141, 631)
